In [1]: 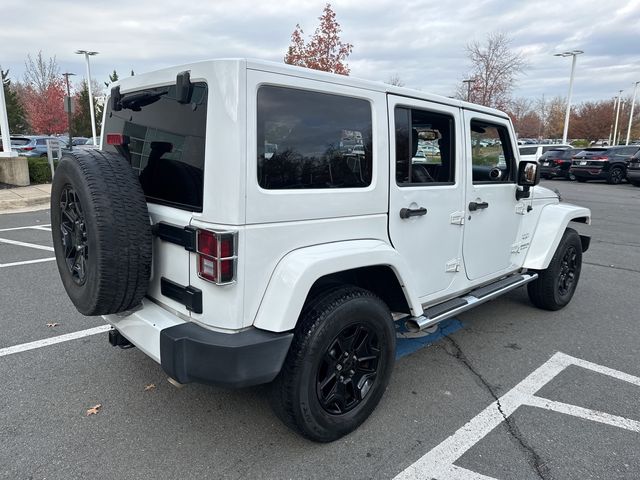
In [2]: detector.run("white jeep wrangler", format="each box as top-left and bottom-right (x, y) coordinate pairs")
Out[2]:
(51, 59), (591, 442)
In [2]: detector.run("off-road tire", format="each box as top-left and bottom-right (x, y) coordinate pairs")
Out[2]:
(50, 149), (152, 316)
(269, 286), (396, 442)
(527, 228), (582, 311)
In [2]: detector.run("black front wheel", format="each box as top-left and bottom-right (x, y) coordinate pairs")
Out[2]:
(269, 286), (396, 442)
(527, 228), (582, 311)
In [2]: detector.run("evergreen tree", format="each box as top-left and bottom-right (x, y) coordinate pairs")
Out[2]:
(104, 69), (119, 88)
(1, 69), (29, 133)
(71, 80), (103, 137)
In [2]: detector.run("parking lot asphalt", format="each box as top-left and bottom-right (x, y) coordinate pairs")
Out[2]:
(1, 180), (639, 480)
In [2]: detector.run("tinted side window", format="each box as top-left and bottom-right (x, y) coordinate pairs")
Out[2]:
(470, 120), (515, 183)
(103, 82), (208, 212)
(257, 86), (372, 189)
(395, 107), (455, 185)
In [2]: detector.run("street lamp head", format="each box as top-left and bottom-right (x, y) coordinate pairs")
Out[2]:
(75, 50), (99, 56)
(554, 50), (584, 57)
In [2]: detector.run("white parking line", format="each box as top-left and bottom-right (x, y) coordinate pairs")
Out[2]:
(0, 257), (56, 268)
(394, 352), (640, 480)
(0, 325), (112, 358)
(0, 224), (51, 232)
(30, 226), (52, 232)
(0, 237), (54, 251)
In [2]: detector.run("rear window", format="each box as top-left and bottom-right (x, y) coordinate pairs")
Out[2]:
(539, 149), (573, 160)
(10, 138), (30, 146)
(103, 82), (208, 212)
(519, 146), (537, 155)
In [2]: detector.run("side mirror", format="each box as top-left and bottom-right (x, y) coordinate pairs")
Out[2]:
(516, 161), (540, 200)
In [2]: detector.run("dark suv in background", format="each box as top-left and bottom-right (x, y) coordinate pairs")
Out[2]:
(626, 150), (640, 187)
(570, 146), (640, 184)
(539, 148), (575, 180)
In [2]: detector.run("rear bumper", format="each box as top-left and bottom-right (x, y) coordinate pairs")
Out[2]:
(104, 299), (293, 388)
(160, 323), (293, 388)
(569, 166), (606, 180)
(540, 166), (569, 178)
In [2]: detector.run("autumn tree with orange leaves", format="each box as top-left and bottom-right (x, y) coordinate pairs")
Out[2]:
(284, 4), (353, 75)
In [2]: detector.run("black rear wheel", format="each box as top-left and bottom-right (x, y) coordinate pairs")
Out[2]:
(607, 166), (624, 184)
(269, 286), (395, 442)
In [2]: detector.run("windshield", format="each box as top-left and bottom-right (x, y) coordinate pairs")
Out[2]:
(103, 82), (208, 212)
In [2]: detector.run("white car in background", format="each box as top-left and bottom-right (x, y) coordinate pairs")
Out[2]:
(518, 144), (571, 162)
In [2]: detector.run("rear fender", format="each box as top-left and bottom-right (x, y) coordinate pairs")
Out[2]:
(523, 203), (591, 270)
(253, 240), (422, 332)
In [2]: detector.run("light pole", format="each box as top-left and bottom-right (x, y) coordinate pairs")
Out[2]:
(75, 50), (99, 145)
(462, 79), (474, 102)
(62, 72), (76, 149)
(613, 89), (623, 146)
(0, 64), (12, 158)
(554, 50), (583, 145)
(626, 81), (639, 145)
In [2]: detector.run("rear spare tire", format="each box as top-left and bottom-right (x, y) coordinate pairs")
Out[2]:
(51, 150), (152, 316)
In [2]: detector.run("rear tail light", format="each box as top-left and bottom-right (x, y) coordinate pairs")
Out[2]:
(106, 133), (130, 145)
(196, 229), (237, 284)
(592, 156), (608, 160)
(21, 146), (35, 151)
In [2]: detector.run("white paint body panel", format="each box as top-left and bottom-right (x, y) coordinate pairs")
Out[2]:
(524, 202), (591, 270)
(253, 240), (423, 332)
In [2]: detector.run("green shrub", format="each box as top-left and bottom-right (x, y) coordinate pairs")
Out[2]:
(28, 157), (57, 184)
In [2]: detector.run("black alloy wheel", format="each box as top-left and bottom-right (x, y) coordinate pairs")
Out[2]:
(527, 228), (582, 311)
(59, 185), (88, 285)
(557, 245), (578, 297)
(608, 167), (624, 184)
(269, 286), (396, 442)
(316, 323), (381, 415)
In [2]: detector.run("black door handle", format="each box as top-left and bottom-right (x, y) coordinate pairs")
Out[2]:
(399, 207), (428, 219)
(469, 201), (489, 211)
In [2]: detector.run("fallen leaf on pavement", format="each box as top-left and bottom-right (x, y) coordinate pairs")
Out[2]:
(46, 322), (60, 328)
(144, 383), (156, 391)
(86, 404), (102, 416)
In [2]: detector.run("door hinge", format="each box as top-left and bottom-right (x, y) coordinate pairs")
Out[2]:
(450, 211), (465, 225)
(445, 258), (461, 272)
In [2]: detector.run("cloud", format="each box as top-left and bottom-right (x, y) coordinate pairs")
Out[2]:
(0, 0), (638, 102)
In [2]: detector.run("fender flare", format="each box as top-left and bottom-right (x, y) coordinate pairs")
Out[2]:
(523, 203), (591, 270)
(253, 240), (423, 332)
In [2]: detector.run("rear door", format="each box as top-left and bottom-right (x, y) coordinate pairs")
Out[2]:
(462, 110), (523, 281)
(102, 81), (209, 316)
(387, 95), (464, 300)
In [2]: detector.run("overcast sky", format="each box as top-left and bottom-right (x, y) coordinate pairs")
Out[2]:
(2, 0), (639, 103)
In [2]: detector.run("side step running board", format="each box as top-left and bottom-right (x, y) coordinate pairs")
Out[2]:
(405, 273), (538, 332)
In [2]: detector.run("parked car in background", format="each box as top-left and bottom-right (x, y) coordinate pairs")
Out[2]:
(539, 148), (576, 180)
(0, 136), (29, 156)
(518, 144), (571, 162)
(13, 136), (61, 157)
(626, 150), (640, 187)
(570, 145), (640, 184)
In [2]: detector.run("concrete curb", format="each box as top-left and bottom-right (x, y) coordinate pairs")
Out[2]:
(0, 184), (51, 214)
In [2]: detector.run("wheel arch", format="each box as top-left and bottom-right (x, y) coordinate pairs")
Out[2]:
(523, 203), (591, 270)
(253, 240), (422, 332)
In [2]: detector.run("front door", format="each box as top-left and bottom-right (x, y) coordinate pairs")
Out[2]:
(388, 96), (464, 301)
(462, 110), (523, 281)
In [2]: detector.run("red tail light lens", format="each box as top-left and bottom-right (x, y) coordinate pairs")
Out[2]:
(22, 146), (35, 151)
(196, 229), (236, 284)
(106, 133), (129, 145)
